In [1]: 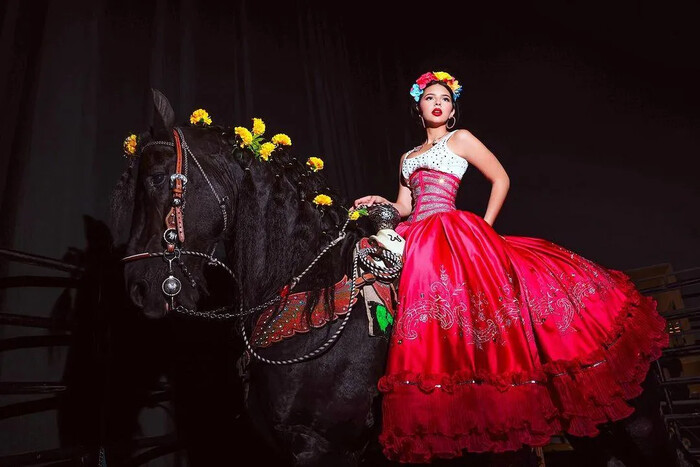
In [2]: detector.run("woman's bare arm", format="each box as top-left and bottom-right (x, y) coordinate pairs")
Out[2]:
(392, 152), (413, 217)
(354, 152), (413, 218)
(448, 129), (510, 226)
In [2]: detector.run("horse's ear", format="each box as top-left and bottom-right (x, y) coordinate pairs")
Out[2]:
(151, 88), (175, 134)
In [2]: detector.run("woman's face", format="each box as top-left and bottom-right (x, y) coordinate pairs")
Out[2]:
(418, 83), (455, 127)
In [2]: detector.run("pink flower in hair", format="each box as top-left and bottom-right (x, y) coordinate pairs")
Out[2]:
(416, 72), (437, 90)
(410, 71), (463, 101)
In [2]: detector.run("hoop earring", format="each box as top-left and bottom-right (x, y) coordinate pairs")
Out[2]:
(419, 115), (426, 128)
(446, 116), (456, 130)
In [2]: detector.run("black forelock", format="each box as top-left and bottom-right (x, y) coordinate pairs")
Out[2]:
(117, 122), (368, 324)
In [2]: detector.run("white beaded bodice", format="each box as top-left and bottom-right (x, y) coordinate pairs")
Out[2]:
(401, 130), (469, 181)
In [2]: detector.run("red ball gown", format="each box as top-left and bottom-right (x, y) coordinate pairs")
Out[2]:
(378, 131), (669, 463)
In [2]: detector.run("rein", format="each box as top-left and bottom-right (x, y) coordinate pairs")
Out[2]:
(121, 128), (402, 364)
(121, 128), (239, 315)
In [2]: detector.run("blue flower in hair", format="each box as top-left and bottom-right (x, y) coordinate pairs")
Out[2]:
(410, 84), (423, 102)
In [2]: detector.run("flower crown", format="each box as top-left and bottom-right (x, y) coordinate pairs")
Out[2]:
(410, 71), (462, 102)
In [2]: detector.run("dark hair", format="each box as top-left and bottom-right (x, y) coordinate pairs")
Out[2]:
(410, 80), (461, 128)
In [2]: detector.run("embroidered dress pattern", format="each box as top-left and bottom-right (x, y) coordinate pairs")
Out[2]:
(397, 265), (523, 348)
(378, 132), (669, 463)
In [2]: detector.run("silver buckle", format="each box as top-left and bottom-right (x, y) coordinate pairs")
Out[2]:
(170, 173), (188, 187)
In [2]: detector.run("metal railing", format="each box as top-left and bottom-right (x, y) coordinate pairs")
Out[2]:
(0, 247), (181, 466)
(647, 266), (700, 466)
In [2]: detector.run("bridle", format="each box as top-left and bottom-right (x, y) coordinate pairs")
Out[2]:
(121, 128), (237, 315)
(120, 127), (402, 364)
(118, 127), (357, 315)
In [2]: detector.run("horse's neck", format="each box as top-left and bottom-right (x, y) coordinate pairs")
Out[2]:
(220, 152), (358, 308)
(224, 227), (355, 309)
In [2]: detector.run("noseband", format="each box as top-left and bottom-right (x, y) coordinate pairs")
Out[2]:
(119, 128), (402, 364)
(118, 126), (351, 321)
(121, 128), (235, 314)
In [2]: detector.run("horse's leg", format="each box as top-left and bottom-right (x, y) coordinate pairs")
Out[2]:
(275, 424), (361, 467)
(247, 303), (389, 466)
(169, 320), (252, 466)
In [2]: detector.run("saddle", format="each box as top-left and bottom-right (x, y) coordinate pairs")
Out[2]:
(251, 237), (398, 348)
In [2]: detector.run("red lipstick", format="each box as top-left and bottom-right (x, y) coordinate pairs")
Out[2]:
(432, 108), (442, 116)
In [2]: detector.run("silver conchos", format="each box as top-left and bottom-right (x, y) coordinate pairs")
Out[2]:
(162, 275), (182, 297)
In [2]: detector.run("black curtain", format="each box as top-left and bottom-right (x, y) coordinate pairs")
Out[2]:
(2, 0), (700, 461)
(2, 0), (699, 268)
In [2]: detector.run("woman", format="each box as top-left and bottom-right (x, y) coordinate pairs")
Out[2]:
(354, 71), (669, 463)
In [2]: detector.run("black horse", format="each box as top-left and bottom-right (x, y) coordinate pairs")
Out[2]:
(112, 90), (391, 466)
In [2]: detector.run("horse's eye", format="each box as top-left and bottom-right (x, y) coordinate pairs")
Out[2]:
(149, 173), (167, 186)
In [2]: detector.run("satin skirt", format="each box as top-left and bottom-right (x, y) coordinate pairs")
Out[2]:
(378, 209), (669, 463)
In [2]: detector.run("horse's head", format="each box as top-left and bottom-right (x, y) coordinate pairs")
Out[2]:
(113, 90), (238, 319)
(113, 89), (373, 322)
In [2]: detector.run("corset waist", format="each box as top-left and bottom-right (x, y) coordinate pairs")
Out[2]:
(407, 170), (460, 223)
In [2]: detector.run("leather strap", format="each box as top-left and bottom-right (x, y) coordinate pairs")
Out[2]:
(164, 129), (186, 251)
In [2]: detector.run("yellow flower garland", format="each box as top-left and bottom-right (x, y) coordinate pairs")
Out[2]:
(123, 134), (138, 156)
(234, 126), (253, 147)
(306, 157), (324, 172)
(312, 194), (332, 206)
(271, 133), (292, 146)
(120, 114), (300, 168)
(348, 207), (368, 221)
(252, 117), (266, 136)
(190, 108), (212, 126)
(259, 142), (275, 161)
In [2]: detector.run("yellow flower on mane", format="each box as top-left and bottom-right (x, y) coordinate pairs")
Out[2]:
(259, 142), (275, 161)
(190, 108), (212, 126)
(312, 194), (332, 206)
(123, 134), (138, 156)
(348, 207), (368, 221)
(306, 157), (324, 172)
(234, 126), (253, 147)
(271, 133), (292, 146)
(252, 118), (266, 136)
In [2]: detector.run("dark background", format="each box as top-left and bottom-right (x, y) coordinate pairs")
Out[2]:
(1, 0), (699, 461)
(2, 0), (699, 270)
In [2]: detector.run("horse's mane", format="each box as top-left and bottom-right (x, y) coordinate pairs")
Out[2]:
(111, 124), (370, 324)
(210, 125), (367, 323)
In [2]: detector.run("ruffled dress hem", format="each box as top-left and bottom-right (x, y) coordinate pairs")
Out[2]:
(378, 272), (669, 463)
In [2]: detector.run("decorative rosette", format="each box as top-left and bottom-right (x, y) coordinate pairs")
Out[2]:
(123, 133), (138, 157)
(410, 71), (462, 102)
(190, 108), (212, 126)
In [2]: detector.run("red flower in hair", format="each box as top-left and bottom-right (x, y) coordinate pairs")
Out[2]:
(416, 72), (437, 90)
